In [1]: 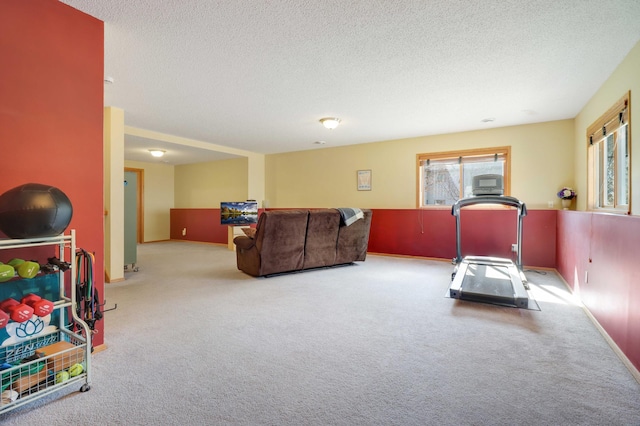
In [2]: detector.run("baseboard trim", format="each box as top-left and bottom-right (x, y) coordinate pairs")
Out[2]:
(92, 343), (108, 354)
(580, 304), (640, 384)
(105, 270), (125, 284)
(366, 252), (556, 271)
(367, 252), (451, 263)
(169, 239), (226, 247)
(554, 270), (640, 384)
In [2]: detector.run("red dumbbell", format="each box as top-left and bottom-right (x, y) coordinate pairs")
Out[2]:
(0, 310), (8, 328)
(21, 294), (54, 317)
(0, 298), (34, 322)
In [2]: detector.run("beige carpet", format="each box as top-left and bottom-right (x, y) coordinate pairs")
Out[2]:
(1, 241), (639, 425)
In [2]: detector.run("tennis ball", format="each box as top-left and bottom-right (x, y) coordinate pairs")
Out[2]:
(55, 371), (70, 384)
(68, 363), (84, 377)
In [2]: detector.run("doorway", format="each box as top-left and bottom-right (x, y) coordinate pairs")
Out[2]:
(124, 168), (144, 244)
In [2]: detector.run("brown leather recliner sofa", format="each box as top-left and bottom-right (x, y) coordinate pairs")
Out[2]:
(233, 209), (372, 277)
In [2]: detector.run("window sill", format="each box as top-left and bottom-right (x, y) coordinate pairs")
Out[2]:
(589, 208), (630, 216)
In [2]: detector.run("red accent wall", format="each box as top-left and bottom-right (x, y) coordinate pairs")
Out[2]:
(0, 1), (104, 345)
(557, 211), (640, 371)
(170, 209), (229, 244)
(367, 208), (555, 267)
(171, 207), (556, 268)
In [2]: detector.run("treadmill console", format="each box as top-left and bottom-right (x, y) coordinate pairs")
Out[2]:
(472, 174), (504, 196)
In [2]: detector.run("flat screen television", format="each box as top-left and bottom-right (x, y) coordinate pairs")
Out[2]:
(220, 201), (258, 225)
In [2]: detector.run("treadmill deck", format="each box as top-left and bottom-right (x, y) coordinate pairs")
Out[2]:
(449, 256), (529, 308)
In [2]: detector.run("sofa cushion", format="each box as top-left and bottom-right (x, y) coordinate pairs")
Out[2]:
(335, 209), (372, 264)
(303, 209), (340, 269)
(242, 227), (257, 238)
(255, 210), (309, 275)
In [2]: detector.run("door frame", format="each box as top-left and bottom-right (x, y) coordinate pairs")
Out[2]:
(124, 167), (144, 243)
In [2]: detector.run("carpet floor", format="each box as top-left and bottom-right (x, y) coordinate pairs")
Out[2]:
(1, 241), (639, 425)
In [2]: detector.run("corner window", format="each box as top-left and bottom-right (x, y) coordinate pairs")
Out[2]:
(417, 147), (511, 207)
(587, 92), (630, 213)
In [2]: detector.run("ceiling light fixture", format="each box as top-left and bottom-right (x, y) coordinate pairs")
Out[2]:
(104, 76), (114, 84)
(481, 117), (495, 123)
(320, 117), (341, 129)
(149, 149), (166, 158)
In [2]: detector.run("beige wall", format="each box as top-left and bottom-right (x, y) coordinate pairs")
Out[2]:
(266, 120), (574, 209)
(174, 157), (248, 208)
(104, 107), (125, 282)
(247, 153), (266, 207)
(574, 40), (640, 214)
(124, 160), (175, 242)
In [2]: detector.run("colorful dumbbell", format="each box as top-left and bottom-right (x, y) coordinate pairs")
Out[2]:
(21, 294), (54, 317)
(0, 264), (15, 283)
(5, 259), (39, 279)
(17, 261), (40, 279)
(0, 298), (34, 323)
(0, 310), (8, 328)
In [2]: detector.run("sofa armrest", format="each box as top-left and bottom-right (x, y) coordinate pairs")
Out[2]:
(233, 235), (255, 250)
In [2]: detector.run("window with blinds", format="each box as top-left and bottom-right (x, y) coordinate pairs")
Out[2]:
(587, 92), (631, 213)
(416, 147), (511, 207)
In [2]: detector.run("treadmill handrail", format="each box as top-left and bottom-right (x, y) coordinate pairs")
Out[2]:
(451, 195), (527, 268)
(451, 195), (527, 217)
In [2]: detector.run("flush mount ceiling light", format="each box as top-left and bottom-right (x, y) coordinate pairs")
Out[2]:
(149, 149), (166, 158)
(319, 117), (341, 130)
(481, 117), (496, 123)
(104, 76), (114, 84)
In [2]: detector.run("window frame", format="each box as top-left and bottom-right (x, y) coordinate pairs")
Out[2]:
(416, 146), (511, 208)
(587, 92), (631, 214)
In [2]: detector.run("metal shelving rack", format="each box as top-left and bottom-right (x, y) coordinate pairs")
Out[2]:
(0, 230), (92, 414)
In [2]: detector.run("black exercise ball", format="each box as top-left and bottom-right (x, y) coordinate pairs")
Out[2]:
(0, 183), (73, 239)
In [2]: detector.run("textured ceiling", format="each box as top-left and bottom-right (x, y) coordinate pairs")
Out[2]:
(60, 0), (640, 165)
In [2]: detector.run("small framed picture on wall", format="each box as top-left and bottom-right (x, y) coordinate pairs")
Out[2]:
(357, 169), (372, 191)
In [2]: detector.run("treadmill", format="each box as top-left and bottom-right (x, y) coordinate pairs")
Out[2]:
(448, 175), (529, 308)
